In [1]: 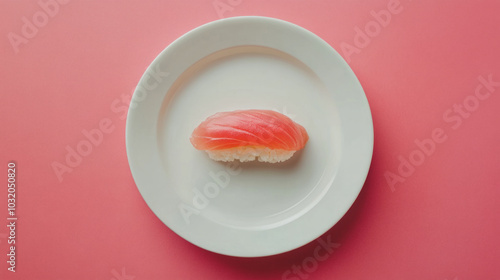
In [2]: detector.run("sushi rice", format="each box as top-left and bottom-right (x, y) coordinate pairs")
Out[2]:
(206, 146), (295, 163)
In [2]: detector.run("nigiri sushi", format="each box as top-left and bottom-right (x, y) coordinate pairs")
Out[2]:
(190, 110), (309, 163)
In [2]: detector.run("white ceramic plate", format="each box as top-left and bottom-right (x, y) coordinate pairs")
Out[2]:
(126, 16), (373, 257)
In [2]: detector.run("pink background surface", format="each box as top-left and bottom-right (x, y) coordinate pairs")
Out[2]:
(1, 0), (500, 279)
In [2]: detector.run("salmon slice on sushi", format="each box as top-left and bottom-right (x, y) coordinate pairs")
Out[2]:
(190, 110), (309, 163)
